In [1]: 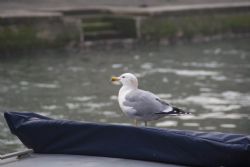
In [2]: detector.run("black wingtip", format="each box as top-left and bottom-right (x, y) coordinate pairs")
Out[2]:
(155, 107), (191, 115)
(169, 107), (191, 115)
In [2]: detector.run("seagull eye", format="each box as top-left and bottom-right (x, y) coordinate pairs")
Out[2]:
(122, 76), (125, 78)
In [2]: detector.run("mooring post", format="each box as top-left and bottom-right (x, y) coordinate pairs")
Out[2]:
(77, 19), (84, 43)
(135, 16), (142, 39)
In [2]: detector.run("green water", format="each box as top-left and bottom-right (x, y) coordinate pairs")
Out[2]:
(0, 38), (250, 154)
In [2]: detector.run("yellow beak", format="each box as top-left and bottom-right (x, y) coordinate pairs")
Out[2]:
(111, 76), (120, 82)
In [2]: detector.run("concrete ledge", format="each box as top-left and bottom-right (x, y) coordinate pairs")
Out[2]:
(0, 10), (62, 19)
(0, 2), (250, 18)
(0, 2), (250, 49)
(43, 2), (250, 16)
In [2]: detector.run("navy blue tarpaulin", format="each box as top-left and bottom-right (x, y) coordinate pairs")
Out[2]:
(4, 112), (250, 167)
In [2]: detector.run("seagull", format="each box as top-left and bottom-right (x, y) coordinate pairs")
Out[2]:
(111, 73), (190, 126)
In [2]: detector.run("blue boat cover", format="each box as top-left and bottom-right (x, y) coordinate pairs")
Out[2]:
(4, 112), (250, 167)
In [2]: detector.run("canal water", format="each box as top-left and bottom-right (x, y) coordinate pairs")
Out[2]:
(0, 38), (250, 154)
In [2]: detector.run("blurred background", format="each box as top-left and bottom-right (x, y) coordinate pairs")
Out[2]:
(0, 0), (250, 154)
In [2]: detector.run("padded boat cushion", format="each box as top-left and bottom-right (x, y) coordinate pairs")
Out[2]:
(4, 112), (250, 167)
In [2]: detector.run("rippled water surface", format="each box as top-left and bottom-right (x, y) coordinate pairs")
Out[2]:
(0, 38), (250, 154)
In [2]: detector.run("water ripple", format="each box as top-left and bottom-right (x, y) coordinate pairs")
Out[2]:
(156, 120), (178, 127)
(138, 68), (219, 78)
(34, 83), (59, 89)
(71, 96), (96, 102)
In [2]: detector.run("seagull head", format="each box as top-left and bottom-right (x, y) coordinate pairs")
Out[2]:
(111, 73), (138, 89)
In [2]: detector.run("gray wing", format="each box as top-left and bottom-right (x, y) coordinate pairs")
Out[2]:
(123, 89), (173, 117)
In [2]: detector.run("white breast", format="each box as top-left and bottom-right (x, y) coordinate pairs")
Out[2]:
(118, 86), (134, 114)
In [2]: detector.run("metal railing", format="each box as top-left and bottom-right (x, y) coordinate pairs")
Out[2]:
(0, 149), (33, 160)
